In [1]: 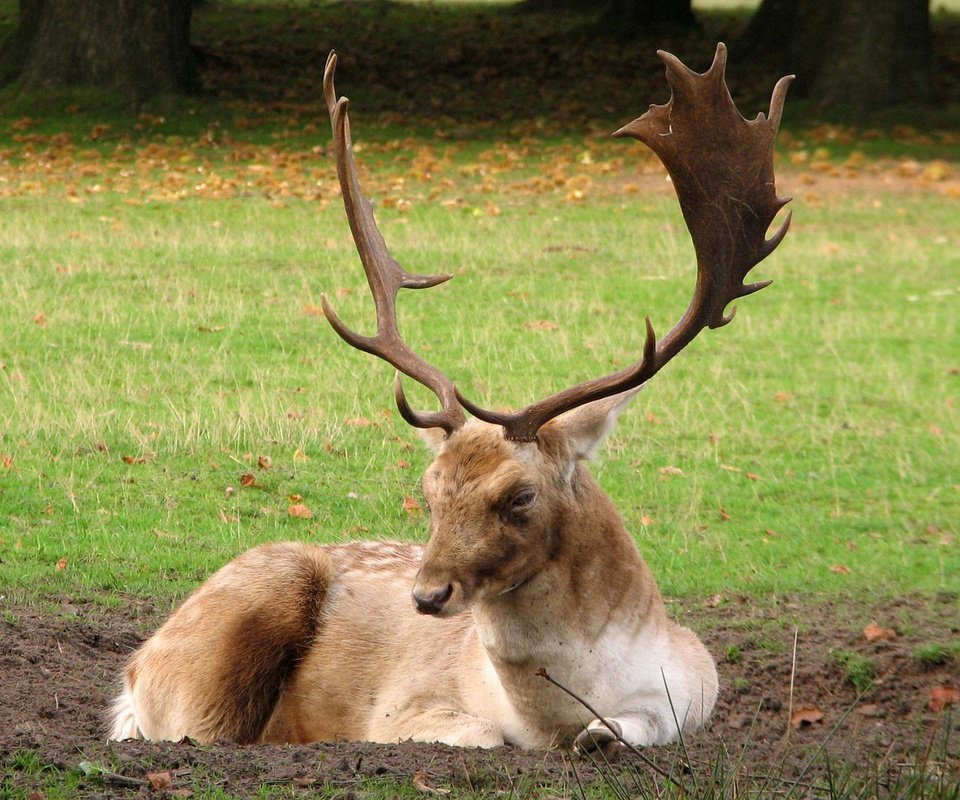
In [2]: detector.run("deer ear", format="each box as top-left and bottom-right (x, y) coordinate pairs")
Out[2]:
(548, 386), (643, 461)
(417, 427), (448, 454)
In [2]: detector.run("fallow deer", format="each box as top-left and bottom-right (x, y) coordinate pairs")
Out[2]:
(109, 44), (792, 754)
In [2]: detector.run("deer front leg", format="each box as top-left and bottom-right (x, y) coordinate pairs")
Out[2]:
(573, 718), (626, 759)
(369, 706), (505, 748)
(573, 709), (674, 758)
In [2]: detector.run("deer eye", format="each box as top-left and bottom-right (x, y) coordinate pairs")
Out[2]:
(508, 487), (538, 518)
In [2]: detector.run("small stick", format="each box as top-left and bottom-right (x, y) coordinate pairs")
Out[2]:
(535, 667), (680, 787)
(785, 626), (799, 737)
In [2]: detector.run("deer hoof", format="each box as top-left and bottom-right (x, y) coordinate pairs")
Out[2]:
(573, 720), (624, 760)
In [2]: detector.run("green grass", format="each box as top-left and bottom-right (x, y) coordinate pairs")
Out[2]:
(914, 641), (960, 667)
(1, 153), (958, 601)
(830, 650), (875, 693)
(6, 737), (956, 800)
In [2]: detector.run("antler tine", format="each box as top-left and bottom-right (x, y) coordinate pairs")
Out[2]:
(459, 43), (792, 443)
(322, 52), (466, 436)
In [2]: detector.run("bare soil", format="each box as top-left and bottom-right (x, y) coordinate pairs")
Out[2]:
(2, 593), (958, 797)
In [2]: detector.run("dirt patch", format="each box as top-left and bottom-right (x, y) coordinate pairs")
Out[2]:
(2, 593), (958, 797)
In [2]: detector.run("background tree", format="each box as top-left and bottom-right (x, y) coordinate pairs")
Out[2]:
(0, 0), (937, 114)
(599, 0), (696, 33)
(518, 0), (695, 33)
(737, 0), (931, 112)
(0, 0), (196, 103)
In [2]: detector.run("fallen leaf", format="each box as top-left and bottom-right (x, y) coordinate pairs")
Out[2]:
(829, 564), (851, 574)
(121, 455), (146, 465)
(719, 506), (732, 522)
(705, 594), (726, 608)
(240, 473), (257, 488)
(1, 455), (13, 468)
(863, 624), (896, 642)
(658, 465), (685, 479)
(928, 686), (960, 712)
(288, 493), (303, 502)
(524, 319), (559, 331)
(745, 472), (761, 481)
(403, 495), (423, 516)
(345, 416), (372, 427)
(257, 455), (271, 470)
(790, 705), (824, 728)
(293, 449), (310, 461)
(286, 501), (311, 519)
(412, 768), (450, 796)
(55, 558), (68, 571)
(640, 515), (655, 526)
(33, 312), (47, 325)
(147, 772), (173, 790)
(301, 303), (325, 316)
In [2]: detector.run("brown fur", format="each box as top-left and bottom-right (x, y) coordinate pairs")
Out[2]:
(111, 397), (717, 750)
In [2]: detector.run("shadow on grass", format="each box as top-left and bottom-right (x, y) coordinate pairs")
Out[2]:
(1, 1), (959, 144)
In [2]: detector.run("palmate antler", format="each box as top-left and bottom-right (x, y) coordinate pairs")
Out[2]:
(323, 44), (793, 442)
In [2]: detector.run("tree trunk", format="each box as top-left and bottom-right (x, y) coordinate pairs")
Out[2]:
(599, 0), (696, 35)
(0, 0), (196, 102)
(737, 0), (931, 112)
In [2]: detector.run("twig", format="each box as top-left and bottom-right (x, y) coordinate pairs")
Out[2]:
(785, 625), (799, 738)
(98, 771), (148, 788)
(457, 754), (474, 793)
(535, 667), (681, 787)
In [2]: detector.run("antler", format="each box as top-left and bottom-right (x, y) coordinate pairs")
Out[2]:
(457, 43), (793, 442)
(322, 52), (466, 436)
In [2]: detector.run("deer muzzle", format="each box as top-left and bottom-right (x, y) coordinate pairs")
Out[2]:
(412, 583), (453, 616)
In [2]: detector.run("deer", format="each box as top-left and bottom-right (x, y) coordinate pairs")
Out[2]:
(109, 44), (792, 755)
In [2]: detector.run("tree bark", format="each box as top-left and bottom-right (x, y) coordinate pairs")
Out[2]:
(599, 0), (696, 35)
(738, 0), (931, 112)
(0, 0), (196, 102)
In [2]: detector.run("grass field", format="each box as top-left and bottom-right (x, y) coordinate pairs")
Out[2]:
(1, 123), (957, 605)
(0, 1), (958, 798)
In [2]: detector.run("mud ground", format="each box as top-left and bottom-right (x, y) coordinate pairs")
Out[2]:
(2, 593), (958, 797)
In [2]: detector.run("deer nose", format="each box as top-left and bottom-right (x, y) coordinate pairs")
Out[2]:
(412, 584), (453, 615)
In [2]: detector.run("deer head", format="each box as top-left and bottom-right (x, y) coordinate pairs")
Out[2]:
(322, 46), (792, 617)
